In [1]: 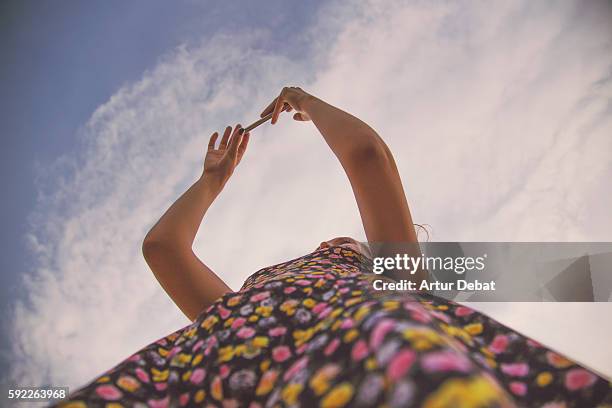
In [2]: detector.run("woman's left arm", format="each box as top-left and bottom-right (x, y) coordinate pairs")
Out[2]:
(142, 124), (249, 321)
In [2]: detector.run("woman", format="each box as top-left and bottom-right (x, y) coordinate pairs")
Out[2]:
(57, 87), (609, 407)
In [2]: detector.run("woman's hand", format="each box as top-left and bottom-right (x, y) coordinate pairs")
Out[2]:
(260, 86), (314, 124)
(203, 124), (249, 191)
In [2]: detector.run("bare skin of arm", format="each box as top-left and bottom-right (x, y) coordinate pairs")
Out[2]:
(142, 125), (249, 321)
(261, 87), (426, 283)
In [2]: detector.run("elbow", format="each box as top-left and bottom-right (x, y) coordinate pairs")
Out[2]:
(346, 136), (390, 167)
(142, 233), (169, 262)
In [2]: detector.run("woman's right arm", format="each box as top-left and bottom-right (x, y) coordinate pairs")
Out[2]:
(261, 87), (425, 283)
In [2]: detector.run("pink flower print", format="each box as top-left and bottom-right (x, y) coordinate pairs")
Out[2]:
(295, 279), (310, 286)
(565, 368), (597, 391)
(455, 306), (474, 317)
(421, 351), (472, 373)
(237, 327), (255, 339)
(284, 286), (296, 294)
(154, 382), (167, 391)
(219, 364), (231, 379)
(231, 317), (247, 330)
(370, 319), (395, 348)
(319, 306), (333, 319)
(168, 346), (181, 359)
(509, 381), (527, 396)
(250, 291), (270, 302)
(190, 368), (206, 384)
(340, 318), (355, 329)
(312, 302), (328, 314)
(489, 334), (509, 354)
(148, 397), (170, 408)
(272, 345), (291, 362)
(218, 305), (231, 320)
(351, 340), (369, 361)
(386, 349), (416, 381)
(192, 339), (204, 352)
(127, 353), (141, 362)
(95, 384), (122, 400)
(179, 393), (190, 406)
(430, 311), (451, 323)
(324, 338), (340, 356)
(527, 339), (542, 348)
(269, 326), (287, 337)
(500, 363), (529, 377)
(296, 344), (308, 354)
(135, 368), (150, 383)
(284, 357), (308, 381)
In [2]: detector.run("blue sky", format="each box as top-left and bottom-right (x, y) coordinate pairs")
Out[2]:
(2, 0), (612, 388)
(0, 0), (323, 383)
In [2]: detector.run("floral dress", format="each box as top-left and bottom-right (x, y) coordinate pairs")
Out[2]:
(56, 246), (611, 407)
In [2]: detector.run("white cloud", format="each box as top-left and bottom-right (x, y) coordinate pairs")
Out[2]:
(11, 0), (612, 388)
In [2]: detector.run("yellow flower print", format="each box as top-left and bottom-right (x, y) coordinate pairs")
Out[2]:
(403, 327), (443, 351)
(248, 315), (259, 322)
(343, 329), (359, 343)
(60, 403), (86, 408)
(315, 279), (326, 288)
(260, 359), (271, 372)
(96, 376), (111, 383)
(256, 305), (273, 316)
(194, 389), (206, 403)
(282, 383), (304, 405)
(321, 382), (354, 408)
(117, 375), (140, 392)
(354, 306), (370, 322)
(172, 353), (192, 366)
(303, 298), (316, 308)
(382, 300), (399, 310)
(211, 376), (223, 400)
(234, 344), (247, 357)
(294, 328), (315, 347)
(217, 345), (235, 362)
(464, 323), (483, 336)
(201, 315), (219, 331)
(422, 376), (509, 408)
(192, 354), (203, 366)
(310, 364), (340, 396)
(439, 323), (472, 344)
(345, 297), (362, 307)
(181, 370), (192, 382)
(365, 357), (377, 370)
(151, 368), (169, 382)
(252, 336), (269, 348)
(256, 370), (278, 396)
(227, 295), (242, 307)
(537, 372), (553, 387)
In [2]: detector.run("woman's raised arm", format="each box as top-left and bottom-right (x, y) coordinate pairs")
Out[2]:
(261, 87), (425, 282)
(142, 124), (249, 321)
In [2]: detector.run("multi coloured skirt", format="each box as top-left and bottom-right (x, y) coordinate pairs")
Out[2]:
(56, 246), (611, 407)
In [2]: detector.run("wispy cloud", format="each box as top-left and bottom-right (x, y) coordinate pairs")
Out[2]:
(11, 0), (612, 388)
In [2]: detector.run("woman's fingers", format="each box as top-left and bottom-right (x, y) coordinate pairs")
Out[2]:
(260, 98), (278, 118)
(219, 126), (232, 149)
(207, 132), (219, 150)
(237, 132), (250, 163)
(228, 124), (243, 155)
(271, 89), (289, 125)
